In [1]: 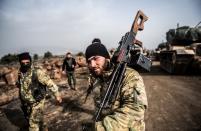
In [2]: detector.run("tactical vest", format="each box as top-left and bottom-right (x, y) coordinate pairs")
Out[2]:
(19, 68), (47, 104)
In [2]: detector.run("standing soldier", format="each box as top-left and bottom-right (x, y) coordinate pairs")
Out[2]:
(85, 38), (148, 131)
(17, 52), (62, 131)
(62, 52), (77, 90)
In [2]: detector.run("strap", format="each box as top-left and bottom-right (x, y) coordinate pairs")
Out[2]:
(31, 69), (37, 82)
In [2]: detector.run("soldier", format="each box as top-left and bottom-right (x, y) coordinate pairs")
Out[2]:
(62, 52), (77, 90)
(85, 38), (148, 131)
(17, 52), (62, 131)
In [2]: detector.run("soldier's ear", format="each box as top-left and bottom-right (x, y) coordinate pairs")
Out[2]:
(105, 59), (112, 71)
(106, 58), (110, 63)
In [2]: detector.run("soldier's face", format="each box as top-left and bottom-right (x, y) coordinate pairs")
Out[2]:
(20, 59), (31, 65)
(87, 56), (106, 76)
(66, 54), (71, 58)
(20, 59), (31, 73)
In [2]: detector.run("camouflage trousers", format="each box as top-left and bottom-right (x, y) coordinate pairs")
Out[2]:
(21, 99), (46, 131)
(95, 117), (145, 131)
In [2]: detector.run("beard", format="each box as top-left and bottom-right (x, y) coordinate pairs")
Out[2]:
(89, 66), (103, 76)
(90, 59), (109, 76)
(93, 68), (103, 76)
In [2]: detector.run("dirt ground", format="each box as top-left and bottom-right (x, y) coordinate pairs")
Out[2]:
(0, 62), (201, 131)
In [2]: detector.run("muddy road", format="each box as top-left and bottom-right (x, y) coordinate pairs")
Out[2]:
(0, 62), (201, 131)
(143, 62), (201, 131)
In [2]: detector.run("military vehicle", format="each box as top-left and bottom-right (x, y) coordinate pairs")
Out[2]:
(153, 42), (167, 61)
(159, 23), (201, 74)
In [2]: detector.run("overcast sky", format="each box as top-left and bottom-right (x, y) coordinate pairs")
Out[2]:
(0, 0), (200, 57)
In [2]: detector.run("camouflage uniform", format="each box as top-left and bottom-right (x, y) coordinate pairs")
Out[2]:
(91, 67), (148, 131)
(18, 66), (60, 131)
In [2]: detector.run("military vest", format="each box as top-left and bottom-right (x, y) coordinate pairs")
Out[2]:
(19, 67), (47, 104)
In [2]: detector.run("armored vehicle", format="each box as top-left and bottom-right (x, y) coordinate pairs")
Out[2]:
(159, 24), (201, 74)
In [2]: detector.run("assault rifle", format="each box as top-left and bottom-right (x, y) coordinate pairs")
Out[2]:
(94, 10), (151, 122)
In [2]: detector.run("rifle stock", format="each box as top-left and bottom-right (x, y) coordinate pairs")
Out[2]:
(132, 10), (148, 33)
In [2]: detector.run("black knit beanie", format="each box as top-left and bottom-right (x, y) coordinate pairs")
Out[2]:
(18, 52), (32, 62)
(85, 39), (110, 60)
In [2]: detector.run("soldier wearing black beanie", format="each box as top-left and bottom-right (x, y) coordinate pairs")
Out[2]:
(85, 38), (110, 60)
(18, 52), (32, 73)
(18, 52), (32, 62)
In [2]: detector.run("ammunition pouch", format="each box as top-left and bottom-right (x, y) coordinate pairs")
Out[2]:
(31, 69), (47, 102)
(32, 83), (46, 102)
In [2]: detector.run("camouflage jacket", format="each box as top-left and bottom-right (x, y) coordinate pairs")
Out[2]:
(18, 66), (60, 104)
(90, 67), (148, 131)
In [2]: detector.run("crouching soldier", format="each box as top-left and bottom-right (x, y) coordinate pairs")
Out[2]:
(85, 38), (148, 131)
(17, 52), (62, 131)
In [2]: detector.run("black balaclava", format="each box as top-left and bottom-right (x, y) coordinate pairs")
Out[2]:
(18, 52), (32, 73)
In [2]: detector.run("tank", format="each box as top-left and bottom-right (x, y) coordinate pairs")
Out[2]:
(152, 42), (167, 61)
(159, 25), (201, 74)
(190, 43), (201, 74)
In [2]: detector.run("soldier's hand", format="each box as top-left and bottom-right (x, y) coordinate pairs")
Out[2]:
(56, 96), (62, 104)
